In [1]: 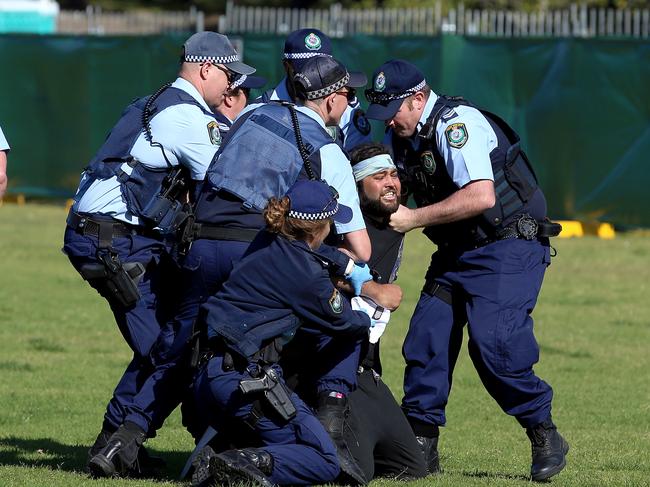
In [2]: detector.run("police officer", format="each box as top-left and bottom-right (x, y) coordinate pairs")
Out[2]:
(260, 28), (372, 151)
(189, 179), (382, 487)
(213, 73), (268, 140)
(87, 74), (271, 475)
(182, 53), (371, 338)
(63, 31), (255, 477)
(364, 60), (568, 482)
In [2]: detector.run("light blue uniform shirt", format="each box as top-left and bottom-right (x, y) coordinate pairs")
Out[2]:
(0, 126), (9, 151)
(266, 78), (371, 150)
(294, 105), (365, 235)
(385, 92), (497, 188)
(75, 77), (220, 225)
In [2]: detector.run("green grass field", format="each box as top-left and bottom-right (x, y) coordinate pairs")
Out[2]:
(1, 203), (649, 487)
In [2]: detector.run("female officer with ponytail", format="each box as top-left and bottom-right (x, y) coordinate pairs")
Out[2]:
(188, 179), (388, 487)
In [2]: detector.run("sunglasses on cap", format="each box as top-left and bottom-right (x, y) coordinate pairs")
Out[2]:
(365, 88), (414, 105)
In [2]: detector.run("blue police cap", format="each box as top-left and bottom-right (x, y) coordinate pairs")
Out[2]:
(286, 179), (352, 224)
(365, 59), (427, 120)
(183, 31), (255, 76)
(230, 73), (267, 90)
(283, 29), (333, 70)
(293, 56), (367, 101)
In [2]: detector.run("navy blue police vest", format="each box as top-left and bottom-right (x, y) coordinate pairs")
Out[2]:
(76, 86), (215, 223)
(194, 102), (332, 226)
(392, 95), (547, 246)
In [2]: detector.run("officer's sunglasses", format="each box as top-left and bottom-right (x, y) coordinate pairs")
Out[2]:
(335, 88), (356, 103)
(365, 89), (392, 105)
(212, 64), (235, 85)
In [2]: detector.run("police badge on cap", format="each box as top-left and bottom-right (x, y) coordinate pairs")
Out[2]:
(374, 72), (386, 92)
(304, 32), (322, 51)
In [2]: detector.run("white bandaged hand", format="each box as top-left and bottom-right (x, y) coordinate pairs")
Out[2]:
(351, 296), (391, 344)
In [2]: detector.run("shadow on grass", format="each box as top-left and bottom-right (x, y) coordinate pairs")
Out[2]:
(459, 469), (531, 482)
(0, 436), (190, 481)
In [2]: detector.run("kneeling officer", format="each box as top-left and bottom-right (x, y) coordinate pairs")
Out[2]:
(189, 179), (381, 487)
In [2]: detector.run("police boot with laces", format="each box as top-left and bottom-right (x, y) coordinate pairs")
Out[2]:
(415, 435), (441, 475)
(85, 427), (115, 473)
(88, 421), (147, 478)
(192, 447), (274, 487)
(316, 391), (368, 485)
(526, 418), (569, 482)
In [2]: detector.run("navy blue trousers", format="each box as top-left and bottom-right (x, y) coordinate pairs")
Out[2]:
(123, 238), (250, 435)
(281, 325), (362, 399)
(63, 226), (176, 432)
(402, 238), (554, 429)
(193, 353), (340, 485)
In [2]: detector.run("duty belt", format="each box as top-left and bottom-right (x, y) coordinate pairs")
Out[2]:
(495, 214), (539, 241)
(438, 214), (549, 251)
(67, 211), (137, 240)
(192, 223), (260, 243)
(422, 280), (453, 305)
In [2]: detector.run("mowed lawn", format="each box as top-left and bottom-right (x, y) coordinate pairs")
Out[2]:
(0, 203), (648, 487)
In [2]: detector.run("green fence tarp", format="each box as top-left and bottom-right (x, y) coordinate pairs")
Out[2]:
(0, 34), (648, 225)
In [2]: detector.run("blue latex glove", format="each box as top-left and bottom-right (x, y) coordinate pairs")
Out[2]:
(347, 263), (373, 296)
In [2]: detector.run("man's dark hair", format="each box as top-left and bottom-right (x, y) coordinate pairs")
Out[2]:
(349, 142), (392, 168)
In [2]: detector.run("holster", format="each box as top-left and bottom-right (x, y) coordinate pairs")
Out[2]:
(239, 365), (297, 422)
(537, 219), (562, 238)
(79, 251), (145, 308)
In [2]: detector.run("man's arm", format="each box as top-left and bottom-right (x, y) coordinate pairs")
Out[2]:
(333, 276), (402, 311)
(339, 228), (372, 263)
(0, 151), (7, 199)
(389, 179), (495, 233)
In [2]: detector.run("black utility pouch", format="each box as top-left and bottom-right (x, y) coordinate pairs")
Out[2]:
(80, 252), (145, 308)
(537, 219), (563, 238)
(503, 145), (538, 203)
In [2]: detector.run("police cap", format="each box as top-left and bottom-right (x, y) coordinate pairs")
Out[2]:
(286, 179), (353, 224)
(365, 59), (427, 120)
(183, 31), (255, 75)
(293, 56), (367, 101)
(283, 28), (333, 69)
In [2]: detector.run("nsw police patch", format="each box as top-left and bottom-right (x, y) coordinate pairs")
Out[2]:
(445, 123), (468, 149)
(374, 72), (386, 92)
(207, 121), (221, 146)
(353, 110), (371, 136)
(329, 289), (343, 314)
(421, 151), (436, 174)
(304, 33), (321, 51)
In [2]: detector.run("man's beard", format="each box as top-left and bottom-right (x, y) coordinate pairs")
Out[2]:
(360, 191), (400, 219)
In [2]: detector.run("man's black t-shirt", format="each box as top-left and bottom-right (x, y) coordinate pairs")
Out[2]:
(360, 215), (404, 375)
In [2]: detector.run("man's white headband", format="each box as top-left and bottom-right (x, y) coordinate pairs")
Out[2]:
(353, 153), (396, 182)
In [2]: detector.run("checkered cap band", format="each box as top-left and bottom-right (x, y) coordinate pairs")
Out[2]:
(284, 52), (333, 60)
(306, 73), (350, 100)
(184, 54), (240, 64)
(288, 205), (339, 221)
(230, 75), (246, 89)
(368, 79), (426, 103)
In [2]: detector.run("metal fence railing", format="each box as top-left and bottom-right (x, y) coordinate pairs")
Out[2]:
(57, 6), (205, 35)
(219, 1), (650, 38)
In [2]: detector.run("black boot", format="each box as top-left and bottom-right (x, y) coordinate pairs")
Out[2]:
(192, 448), (274, 487)
(88, 421), (147, 478)
(415, 435), (441, 474)
(191, 445), (218, 487)
(526, 419), (569, 482)
(316, 391), (367, 485)
(85, 427), (115, 473)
